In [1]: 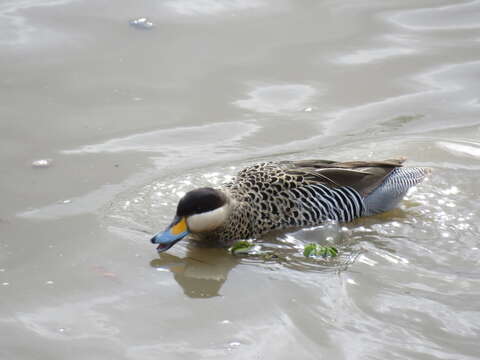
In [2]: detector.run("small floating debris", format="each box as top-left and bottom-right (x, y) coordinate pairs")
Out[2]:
(303, 243), (338, 258)
(32, 159), (53, 168)
(129, 17), (154, 30)
(303, 107), (313, 112)
(62, 199), (72, 204)
(229, 241), (287, 261)
(229, 240), (259, 255)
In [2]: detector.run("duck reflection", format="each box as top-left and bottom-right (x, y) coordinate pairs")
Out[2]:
(150, 245), (240, 299)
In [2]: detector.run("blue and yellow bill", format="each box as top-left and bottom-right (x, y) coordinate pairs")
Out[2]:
(151, 216), (190, 252)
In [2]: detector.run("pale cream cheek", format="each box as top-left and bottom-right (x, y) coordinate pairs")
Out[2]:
(186, 206), (228, 232)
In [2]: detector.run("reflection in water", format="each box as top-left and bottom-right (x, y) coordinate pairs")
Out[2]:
(0, 0), (72, 46)
(63, 121), (259, 154)
(234, 84), (318, 114)
(256, 224), (360, 273)
(390, 0), (480, 30)
(437, 140), (480, 159)
(150, 247), (240, 298)
(18, 122), (257, 220)
(148, 223), (363, 298)
(336, 47), (414, 65)
(163, 0), (267, 16)
(16, 295), (122, 340)
(325, 61), (480, 136)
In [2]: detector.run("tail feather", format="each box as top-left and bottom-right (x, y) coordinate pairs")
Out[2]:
(363, 167), (429, 216)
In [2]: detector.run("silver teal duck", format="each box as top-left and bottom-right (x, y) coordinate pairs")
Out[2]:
(151, 158), (429, 252)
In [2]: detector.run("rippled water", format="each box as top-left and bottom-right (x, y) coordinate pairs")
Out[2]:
(101, 136), (480, 357)
(1, 0), (480, 359)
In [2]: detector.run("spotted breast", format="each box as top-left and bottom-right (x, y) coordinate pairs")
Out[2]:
(151, 158), (429, 252)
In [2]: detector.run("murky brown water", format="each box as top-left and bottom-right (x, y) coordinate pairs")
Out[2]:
(1, 0), (480, 359)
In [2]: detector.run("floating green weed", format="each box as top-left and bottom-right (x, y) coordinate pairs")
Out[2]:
(229, 240), (255, 255)
(303, 243), (338, 258)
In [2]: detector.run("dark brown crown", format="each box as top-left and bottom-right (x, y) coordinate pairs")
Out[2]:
(176, 188), (226, 217)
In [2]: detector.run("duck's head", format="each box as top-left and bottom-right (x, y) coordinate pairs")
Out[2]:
(151, 187), (229, 252)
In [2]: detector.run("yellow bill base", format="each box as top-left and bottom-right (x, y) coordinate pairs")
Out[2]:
(171, 217), (187, 235)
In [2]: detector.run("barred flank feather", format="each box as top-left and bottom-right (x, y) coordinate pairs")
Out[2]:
(295, 185), (364, 223)
(363, 167), (429, 216)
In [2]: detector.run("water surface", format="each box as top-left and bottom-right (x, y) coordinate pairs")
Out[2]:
(1, 0), (480, 359)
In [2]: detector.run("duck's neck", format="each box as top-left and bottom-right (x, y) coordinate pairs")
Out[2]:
(192, 196), (254, 246)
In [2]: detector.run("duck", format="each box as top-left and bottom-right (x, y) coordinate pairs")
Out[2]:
(151, 158), (429, 252)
